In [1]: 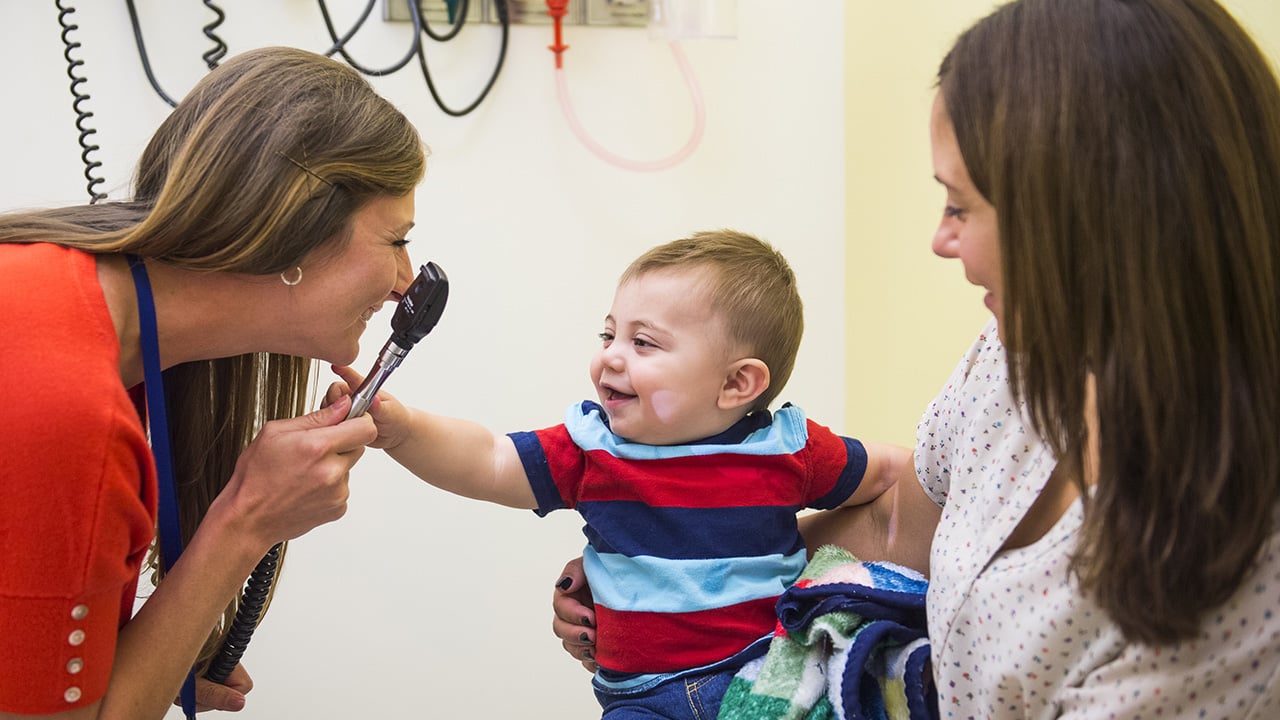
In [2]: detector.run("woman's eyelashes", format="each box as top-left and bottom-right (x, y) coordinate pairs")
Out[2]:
(943, 204), (968, 220)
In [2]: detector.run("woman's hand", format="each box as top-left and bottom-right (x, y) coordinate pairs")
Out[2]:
(182, 664), (253, 713)
(214, 395), (376, 548)
(552, 557), (598, 673)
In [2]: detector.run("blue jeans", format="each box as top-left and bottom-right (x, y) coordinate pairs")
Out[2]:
(595, 668), (736, 720)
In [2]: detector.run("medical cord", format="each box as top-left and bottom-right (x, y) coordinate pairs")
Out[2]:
(54, 0), (107, 203)
(421, 0), (468, 42)
(318, 0), (505, 117)
(417, 0), (508, 116)
(546, 0), (705, 172)
(319, 0), (422, 76)
(201, 0), (228, 69)
(204, 543), (281, 684)
(124, 0), (178, 107)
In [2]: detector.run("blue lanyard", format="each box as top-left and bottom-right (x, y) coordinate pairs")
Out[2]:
(126, 255), (197, 719)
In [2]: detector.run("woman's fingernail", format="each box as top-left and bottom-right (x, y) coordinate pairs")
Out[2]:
(578, 632), (591, 642)
(556, 576), (572, 591)
(580, 616), (593, 628)
(583, 649), (594, 660)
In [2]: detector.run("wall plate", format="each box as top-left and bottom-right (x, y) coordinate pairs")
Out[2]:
(584, 0), (648, 27)
(383, 0), (485, 24)
(383, 0), (612, 26)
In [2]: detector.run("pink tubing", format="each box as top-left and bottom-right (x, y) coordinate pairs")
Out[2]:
(555, 41), (706, 172)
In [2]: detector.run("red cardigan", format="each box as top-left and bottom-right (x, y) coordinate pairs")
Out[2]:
(0, 243), (156, 713)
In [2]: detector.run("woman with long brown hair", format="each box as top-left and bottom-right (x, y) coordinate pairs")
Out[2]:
(0, 46), (426, 719)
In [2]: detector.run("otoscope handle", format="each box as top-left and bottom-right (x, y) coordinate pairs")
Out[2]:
(346, 340), (411, 419)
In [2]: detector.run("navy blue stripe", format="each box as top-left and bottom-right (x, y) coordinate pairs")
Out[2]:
(580, 501), (805, 559)
(810, 437), (868, 510)
(510, 431), (564, 517)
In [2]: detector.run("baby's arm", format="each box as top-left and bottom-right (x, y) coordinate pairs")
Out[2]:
(815, 441), (939, 575)
(386, 405), (536, 509)
(329, 366), (536, 510)
(840, 439), (913, 506)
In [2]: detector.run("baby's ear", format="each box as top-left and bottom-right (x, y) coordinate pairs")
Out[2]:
(719, 359), (769, 411)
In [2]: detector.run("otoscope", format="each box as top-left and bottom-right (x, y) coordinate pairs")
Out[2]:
(346, 261), (449, 418)
(204, 261), (449, 684)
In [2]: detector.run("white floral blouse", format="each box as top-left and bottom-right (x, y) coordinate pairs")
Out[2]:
(916, 319), (1280, 718)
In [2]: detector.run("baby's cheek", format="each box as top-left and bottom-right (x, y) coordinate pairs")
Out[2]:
(648, 390), (680, 424)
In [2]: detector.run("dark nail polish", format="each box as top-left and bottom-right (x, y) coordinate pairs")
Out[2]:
(583, 649), (594, 660)
(580, 616), (594, 628)
(556, 576), (572, 591)
(579, 632), (590, 642)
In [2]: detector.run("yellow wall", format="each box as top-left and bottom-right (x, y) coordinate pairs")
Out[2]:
(844, 0), (1280, 447)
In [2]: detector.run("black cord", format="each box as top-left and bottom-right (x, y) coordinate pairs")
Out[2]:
(416, 0), (508, 116)
(124, 0), (178, 107)
(318, 0), (421, 77)
(201, 0), (228, 69)
(421, 0), (468, 42)
(319, 0), (506, 117)
(204, 543), (282, 684)
(54, 0), (107, 203)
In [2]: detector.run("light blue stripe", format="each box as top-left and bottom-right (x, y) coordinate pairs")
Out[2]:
(583, 547), (807, 613)
(564, 403), (809, 459)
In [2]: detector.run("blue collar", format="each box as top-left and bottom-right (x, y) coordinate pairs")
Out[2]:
(581, 399), (773, 446)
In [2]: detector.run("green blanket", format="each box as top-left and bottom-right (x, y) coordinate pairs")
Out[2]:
(717, 545), (935, 720)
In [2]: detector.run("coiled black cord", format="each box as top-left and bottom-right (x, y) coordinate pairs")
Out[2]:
(201, 0), (228, 69)
(204, 542), (282, 684)
(54, 0), (107, 203)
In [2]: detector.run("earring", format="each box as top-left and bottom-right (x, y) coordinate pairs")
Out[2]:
(280, 266), (303, 286)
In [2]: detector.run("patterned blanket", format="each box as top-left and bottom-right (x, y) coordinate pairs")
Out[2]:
(717, 545), (936, 720)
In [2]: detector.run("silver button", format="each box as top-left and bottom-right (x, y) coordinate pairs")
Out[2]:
(66, 658), (84, 674)
(68, 629), (85, 646)
(64, 686), (82, 702)
(70, 604), (89, 620)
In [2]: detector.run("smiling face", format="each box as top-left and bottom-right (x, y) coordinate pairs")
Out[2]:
(930, 92), (1004, 327)
(291, 191), (417, 365)
(589, 266), (748, 446)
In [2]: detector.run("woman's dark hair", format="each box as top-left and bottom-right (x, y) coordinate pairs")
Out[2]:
(940, 0), (1280, 643)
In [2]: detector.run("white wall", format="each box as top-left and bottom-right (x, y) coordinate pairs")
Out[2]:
(0, 2), (845, 717)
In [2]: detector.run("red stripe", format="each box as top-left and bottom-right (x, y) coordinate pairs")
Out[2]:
(592, 596), (778, 674)
(536, 417), (854, 509)
(578, 452), (807, 508)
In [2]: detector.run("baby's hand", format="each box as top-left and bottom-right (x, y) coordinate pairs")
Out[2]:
(328, 365), (412, 450)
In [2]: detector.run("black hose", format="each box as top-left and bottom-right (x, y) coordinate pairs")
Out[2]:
(124, 0), (178, 107)
(54, 0), (107, 203)
(416, 0), (508, 116)
(204, 543), (283, 684)
(319, 0), (421, 77)
(201, 0), (228, 69)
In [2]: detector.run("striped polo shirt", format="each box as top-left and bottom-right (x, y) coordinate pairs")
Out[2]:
(511, 401), (866, 679)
